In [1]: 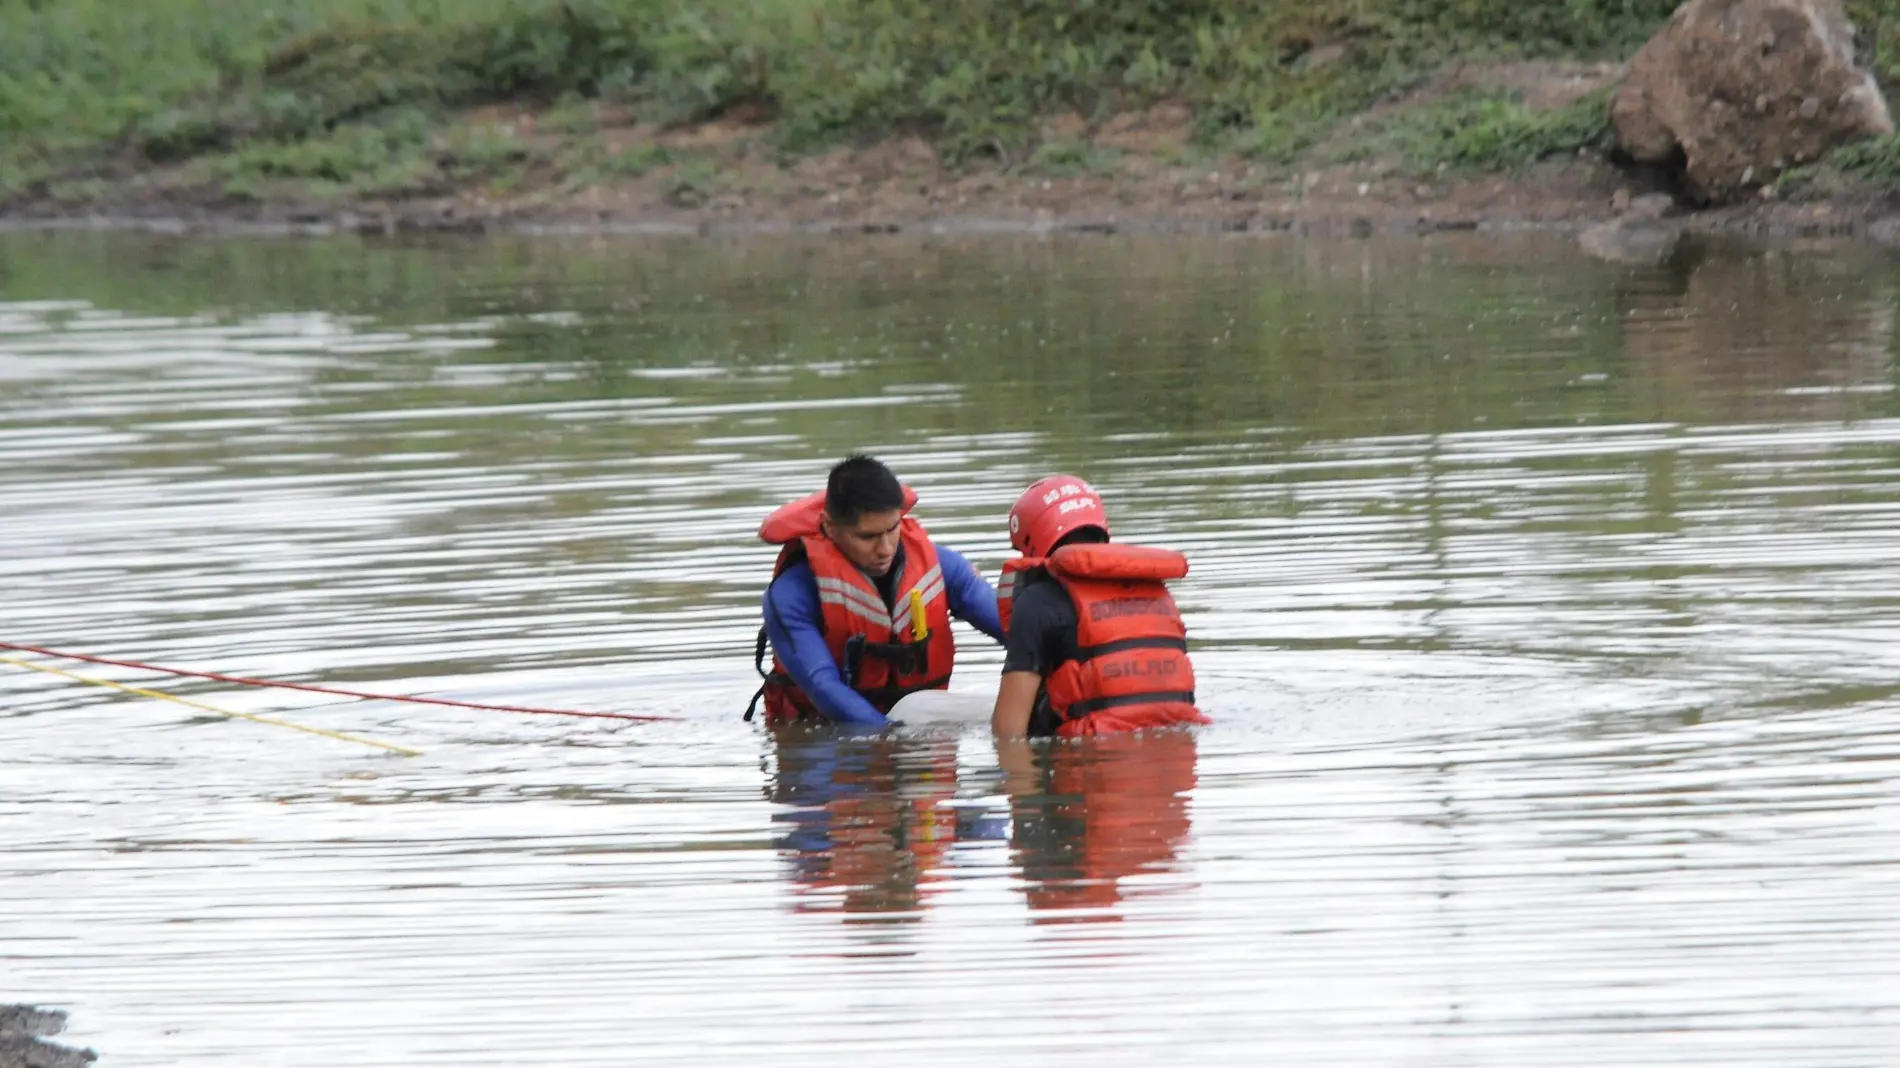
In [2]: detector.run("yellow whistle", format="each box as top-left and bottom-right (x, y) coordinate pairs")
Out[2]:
(910, 589), (927, 641)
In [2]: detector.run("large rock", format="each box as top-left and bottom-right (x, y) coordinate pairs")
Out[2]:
(1611, 0), (1893, 203)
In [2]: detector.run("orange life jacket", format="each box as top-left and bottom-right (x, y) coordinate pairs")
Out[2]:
(749, 488), (956, 726)
(998, 544), (1207, 737)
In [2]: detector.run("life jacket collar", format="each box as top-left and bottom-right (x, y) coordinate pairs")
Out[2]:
(759, 485), (920, 546)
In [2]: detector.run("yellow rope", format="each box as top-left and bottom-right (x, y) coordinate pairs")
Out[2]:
(0, 654), (421, 757)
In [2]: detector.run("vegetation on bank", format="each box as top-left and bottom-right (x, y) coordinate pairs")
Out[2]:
(5, 0), (1900, 208)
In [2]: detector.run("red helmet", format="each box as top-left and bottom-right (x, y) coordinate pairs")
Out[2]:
(1008, 474), (1109, 557)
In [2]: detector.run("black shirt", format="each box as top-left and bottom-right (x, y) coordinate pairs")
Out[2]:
(1001, 575), (1079, 674)
(871, 544), (905, 610)
(1000, 572), (1079, 736)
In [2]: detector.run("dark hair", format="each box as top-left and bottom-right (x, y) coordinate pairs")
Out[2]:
(824, 453), (905, 524)
(1052, 525), (1110, 552)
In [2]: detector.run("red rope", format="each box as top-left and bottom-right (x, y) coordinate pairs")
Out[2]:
(0, 642), (675, 723)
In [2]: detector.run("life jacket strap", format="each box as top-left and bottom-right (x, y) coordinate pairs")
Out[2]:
(748, 622), (940, 723)
(1064, 689), (1197, 719)
(744, 669), (802, 723)
(843, 632), (933, 682)
(1076, 636), (1188, 662)
(753, 625), (771, 678)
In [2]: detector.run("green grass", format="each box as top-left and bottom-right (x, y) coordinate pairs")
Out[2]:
(1024, 138), (1122, 179)
(1774, 131), (1900, 198)
(5, 0), (1900, 205)
(1830, 132), (1900, 180)
(605, 143), (678, 177)
(1329, 86), (1612, 173)
(0, 0), (802, 200)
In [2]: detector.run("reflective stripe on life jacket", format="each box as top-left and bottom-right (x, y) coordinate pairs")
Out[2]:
(750, 488), (954, 726)
(1010, 543), (1208, 736)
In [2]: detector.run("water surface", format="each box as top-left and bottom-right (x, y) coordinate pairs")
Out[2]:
(3, 232), (1900, 1066)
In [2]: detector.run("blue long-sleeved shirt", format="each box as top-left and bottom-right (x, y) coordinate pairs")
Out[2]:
(763, 543), (1002, 729)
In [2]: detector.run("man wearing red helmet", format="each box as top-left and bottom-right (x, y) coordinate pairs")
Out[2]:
(993, 475), (1210, 737)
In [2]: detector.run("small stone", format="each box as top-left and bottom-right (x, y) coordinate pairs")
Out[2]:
(1628, 193), (1677, 219)
(1741, 165), (1755, 184)
(1579, 217), (1683, 265)
(1800, 97), (1822, 120)
(1357, 182), (1370, 196)
(1755, 93), (1771, 112)
(1867, 218), (1900, 245)
(1760, 184), (1778, 200)
(1612, 188), (1633, 212)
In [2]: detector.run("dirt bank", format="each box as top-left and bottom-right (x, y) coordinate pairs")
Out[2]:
(12, 141), (1895, 245)
(5, 61), (1898, 245)
(0, 1006), (95, 1068)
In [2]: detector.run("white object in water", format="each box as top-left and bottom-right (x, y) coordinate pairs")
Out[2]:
(887, 688), (995, 727)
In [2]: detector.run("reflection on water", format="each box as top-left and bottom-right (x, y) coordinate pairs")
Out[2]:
(3, 232), (1900, 1065)
(770, 734), (973, 918)
(1001, 731), (1199, 923)
(767, 731), (1200, 926)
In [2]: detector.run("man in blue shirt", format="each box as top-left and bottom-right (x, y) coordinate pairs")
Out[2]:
(753, 455), (1002, 729)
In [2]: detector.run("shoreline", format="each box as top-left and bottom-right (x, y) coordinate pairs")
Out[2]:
(6, 162), (1896, 246)
(6, 54), (1898, 250)
(0, 1006), (96, 1068)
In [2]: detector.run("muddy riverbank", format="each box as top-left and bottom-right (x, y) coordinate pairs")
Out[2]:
(8, 59), (1899, 247)
(0, 1006), (95, 1068)
(8, 148), (1899, 246)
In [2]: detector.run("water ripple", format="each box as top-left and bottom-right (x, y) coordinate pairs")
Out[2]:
(3, 234), (1900, 1066)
